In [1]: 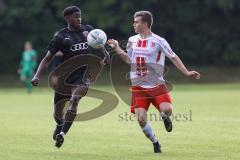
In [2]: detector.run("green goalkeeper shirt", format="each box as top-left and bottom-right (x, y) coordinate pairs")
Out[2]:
(20, 49), (37, 74)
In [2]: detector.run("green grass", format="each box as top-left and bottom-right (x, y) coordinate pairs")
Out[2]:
(0, 84), (240, 160)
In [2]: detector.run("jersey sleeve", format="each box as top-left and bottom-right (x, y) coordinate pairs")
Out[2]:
(46, 32), (63, 55)
(85, 25), (94, 32)
(158, 38), (176, 58)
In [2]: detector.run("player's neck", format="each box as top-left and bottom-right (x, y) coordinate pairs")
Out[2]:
(68, 25), (81, 31)
(139, 29), (152, 39)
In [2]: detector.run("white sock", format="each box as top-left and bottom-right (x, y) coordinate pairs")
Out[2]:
(142, 122), (158, 143)
(160, 112), (167, 119)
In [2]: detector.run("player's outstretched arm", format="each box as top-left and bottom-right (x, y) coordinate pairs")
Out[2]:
(98, 46), (110, 65)
(170, 55), (201, 79)
(107, 39), (131, 64)
(31, 51), (54, 86)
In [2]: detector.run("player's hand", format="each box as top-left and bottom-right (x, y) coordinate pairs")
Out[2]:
(31, 76), (40, 86)
(107, 39), (119, 49)
(100, 57), (106, 65)
(100, 56), (110, 65)
(186, 71), (201, 79)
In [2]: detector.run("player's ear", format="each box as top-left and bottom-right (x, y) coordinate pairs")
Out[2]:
(64, 15), (69, 22)
(143, 22), (148, 28)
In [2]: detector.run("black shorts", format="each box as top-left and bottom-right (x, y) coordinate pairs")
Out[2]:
(54, 76), (90, 105)
(65, 73), (91, 86)
(65, 65), (91, 85)
(53, 65), (91, 105)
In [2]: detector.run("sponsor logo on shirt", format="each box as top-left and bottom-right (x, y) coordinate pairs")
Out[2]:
(70, 42), (88, 51)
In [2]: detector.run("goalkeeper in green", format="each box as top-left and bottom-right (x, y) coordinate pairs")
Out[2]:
(19, 41), (37, 93)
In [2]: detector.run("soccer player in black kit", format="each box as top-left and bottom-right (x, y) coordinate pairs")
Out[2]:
(31, 6), (110, 148)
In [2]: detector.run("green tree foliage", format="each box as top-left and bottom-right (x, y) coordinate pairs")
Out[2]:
(0, 0), (239, 74)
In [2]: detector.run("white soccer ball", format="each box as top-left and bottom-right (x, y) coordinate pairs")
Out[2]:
(87, 29), (107, 48)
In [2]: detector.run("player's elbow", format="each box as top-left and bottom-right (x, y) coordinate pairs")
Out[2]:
(169, 55), (177, 63)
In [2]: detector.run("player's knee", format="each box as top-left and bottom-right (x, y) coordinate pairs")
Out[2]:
(165, 106), (173, 116)
(160, 103), (173, 116)
(137, 115), (147, 128)
(74, 86), (88, 97)
(50, 76), (59, 89)
(70, 96), (81, 107)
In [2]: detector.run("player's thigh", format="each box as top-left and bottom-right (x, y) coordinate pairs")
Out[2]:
(152, 93), (173, 112)
(131, 96), (151, 114)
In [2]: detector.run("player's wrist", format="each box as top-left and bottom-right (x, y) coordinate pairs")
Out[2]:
(33, 74), (40, 80)
(114, 46), (122, 54)
(185, 71), (191, 76)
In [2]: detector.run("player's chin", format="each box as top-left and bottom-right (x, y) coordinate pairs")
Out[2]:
(134, 29), (139, 33)
(74, 23), (81, 28)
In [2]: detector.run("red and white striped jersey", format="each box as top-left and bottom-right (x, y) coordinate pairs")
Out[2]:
(126, 33), (176, 88)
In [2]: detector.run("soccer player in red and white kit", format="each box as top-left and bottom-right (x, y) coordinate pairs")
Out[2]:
(108, 11), (200, 153)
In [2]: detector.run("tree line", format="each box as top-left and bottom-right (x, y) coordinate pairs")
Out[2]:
(0, 0), (239, 74)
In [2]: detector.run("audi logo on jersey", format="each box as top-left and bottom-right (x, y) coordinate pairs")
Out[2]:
(70, 42), (88, 51)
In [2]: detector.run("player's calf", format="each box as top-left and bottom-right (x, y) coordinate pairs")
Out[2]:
(53, 124), (62, 140)
(159, 103), (173, 132)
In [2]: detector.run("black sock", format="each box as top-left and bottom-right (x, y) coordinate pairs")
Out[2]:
(54, 115), (63, 126)
(61, 110), (77, 134)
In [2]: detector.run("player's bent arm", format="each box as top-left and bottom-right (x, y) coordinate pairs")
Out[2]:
(32, 51), (54, 84)
(170, 55), (201, 79)
(107, 39), (131, 64)
(114, 46), (131, 64)
(170, 55), (189, 75)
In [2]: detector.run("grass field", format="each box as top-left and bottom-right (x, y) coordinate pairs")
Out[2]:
(0, 84), (240, 160)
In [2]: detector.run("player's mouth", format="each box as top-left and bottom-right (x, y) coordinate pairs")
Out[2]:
(76, 22), (81, 26)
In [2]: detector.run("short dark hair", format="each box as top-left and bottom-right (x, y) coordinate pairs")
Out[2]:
(63, 6), (81, 17)
(134, 11), (153, 28)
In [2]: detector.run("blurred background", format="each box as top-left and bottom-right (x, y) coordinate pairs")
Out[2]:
(0, 1), (240, 159)
(0, 0), (240, 86)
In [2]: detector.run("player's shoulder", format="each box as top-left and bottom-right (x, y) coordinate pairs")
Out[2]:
(151, 33), (167, 44)
(81, 24), (94, 32)
(55, 28), (68, 35)
(52, 28), (68, 39)
(128, 35), (139, 42)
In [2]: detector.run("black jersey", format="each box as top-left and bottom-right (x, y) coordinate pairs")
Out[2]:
(47, 24), (94, 85)
(47, 24), (93, 60)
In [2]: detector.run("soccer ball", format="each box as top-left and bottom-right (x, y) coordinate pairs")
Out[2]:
(87, 29), (107, 48)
